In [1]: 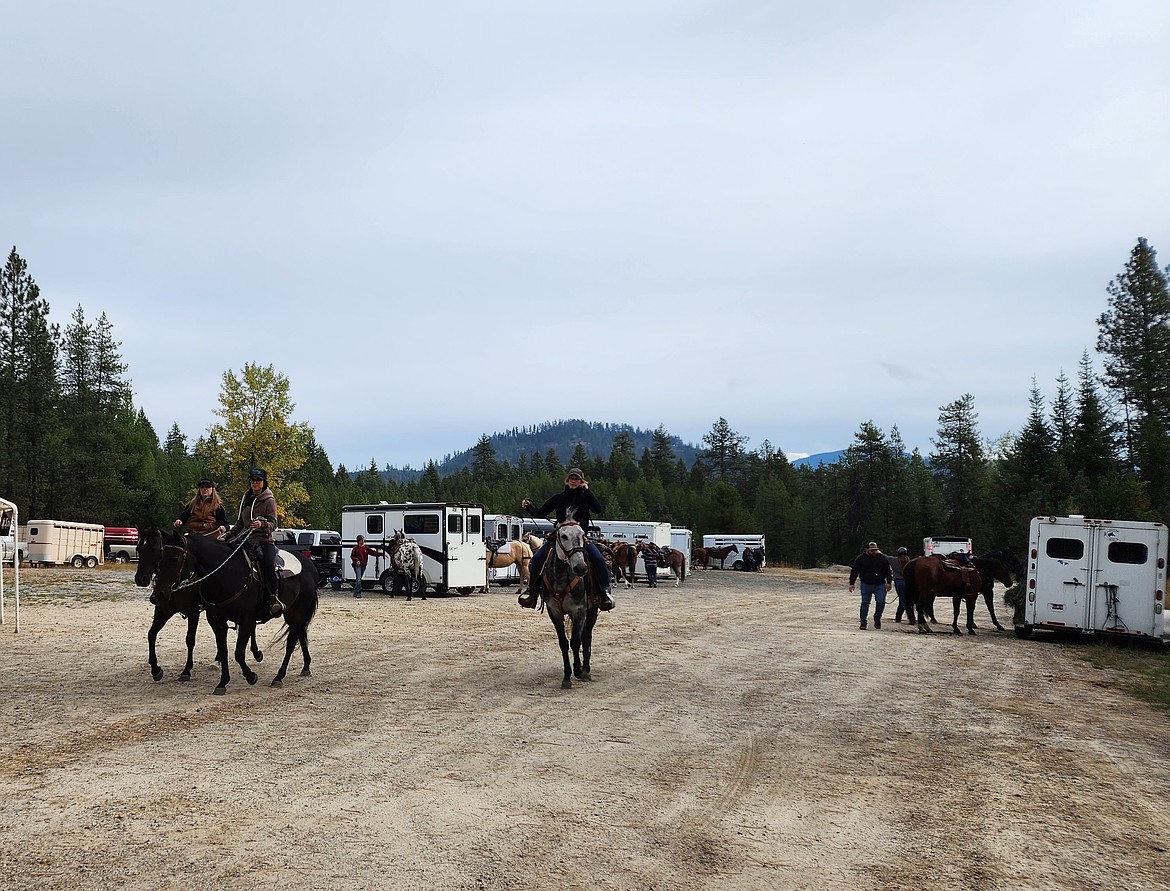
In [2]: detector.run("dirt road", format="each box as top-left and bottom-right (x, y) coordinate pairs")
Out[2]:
(1, 565), (1168, 890)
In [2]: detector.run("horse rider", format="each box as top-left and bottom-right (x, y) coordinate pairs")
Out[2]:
(153, 477), (231, 605)
(226, 468), (282, 621)
(173, 478), (229, 538)
(519, 467), (615, 611)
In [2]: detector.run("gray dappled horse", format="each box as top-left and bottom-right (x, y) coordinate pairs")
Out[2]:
(536, 520), (600, 689)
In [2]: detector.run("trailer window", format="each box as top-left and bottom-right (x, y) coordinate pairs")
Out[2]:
(1107, 541), (1148, 565)
(493, 523), (506, 539)
(1045, 538), (1083, 560)
(509, 524), (520, 539)
(449, 515), (464, 534)
(405, 514), (440, 536)
(366, 515), (384, 536)
(468, 514), (481, 535)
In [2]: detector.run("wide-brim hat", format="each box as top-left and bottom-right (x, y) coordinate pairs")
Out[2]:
(564, 467), (588, 485)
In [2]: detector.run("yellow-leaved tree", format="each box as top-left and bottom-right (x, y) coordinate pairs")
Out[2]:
(200, 363), (312, 528)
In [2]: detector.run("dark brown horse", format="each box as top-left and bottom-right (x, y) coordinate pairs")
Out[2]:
(641, 542), (687, 587)
(691, 546), (709, 568)
(969, 549), (1022, 632)
(704, 544), (739, 570)
(903, 555), (983, 635)
(609, 541), (638, 588)
(136, 526), (261, 682)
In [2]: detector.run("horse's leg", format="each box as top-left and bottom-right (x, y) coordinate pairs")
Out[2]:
(983, 588), (1005, 631)
(235, 621), (259, 687)
(249, 626), (264, 663)
(579, 607), (596, 681)
(571, 608), (585, 679)
(212, 619), (232, 695)
(298, 626), (312, 676)
(272, 622), (296, 688)
(549, 612), (573, 689)
(147, 607), (173, 682)
(952, 595), (963, 635)
(966, 594), (978, 635)
(179, 611), (199, 681)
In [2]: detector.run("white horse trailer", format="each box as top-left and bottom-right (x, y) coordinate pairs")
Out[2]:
(1020, 515), (1169, 643)
(484, 513), (525, 585)
(0, 497), (21, 632)
(589, 520), (672, 579)
(671, 528), (693, 570)
(701, 534), (766, 570)
(341, 502), (485, 595)
(23, 520), (104, 567)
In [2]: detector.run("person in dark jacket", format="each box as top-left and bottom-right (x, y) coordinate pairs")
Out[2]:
(518, 467), (614, 610)
(889, 547), (916, 624)
(848, 541), (893, 630)
(226, 468), (282, 621)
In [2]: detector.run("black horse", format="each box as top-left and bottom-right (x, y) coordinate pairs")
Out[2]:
(136, 526), (262, 682)
(969, 548), (1022, 632)
(538, 520), (600, 689)
(149, 529), (320, 694)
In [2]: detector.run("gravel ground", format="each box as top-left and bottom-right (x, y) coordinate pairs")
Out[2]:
(1, 563), (1168, 891)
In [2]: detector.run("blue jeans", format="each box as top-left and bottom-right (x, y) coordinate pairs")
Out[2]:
(353, 563), (365, 593)
(893, 579), (915, 622)
(859, 582), (887, 626)
(531, 541), (611, 591)
(646, 566), (658, 587)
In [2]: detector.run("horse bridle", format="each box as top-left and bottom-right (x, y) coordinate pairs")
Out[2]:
(542, 521), (591, 603)
(164, 534), (254, 608)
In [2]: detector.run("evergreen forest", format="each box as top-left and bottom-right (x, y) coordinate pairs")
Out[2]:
(2, 239), (1168, 567)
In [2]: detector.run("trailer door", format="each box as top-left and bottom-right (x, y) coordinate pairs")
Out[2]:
(444, 506), (485, 592)
(1087, 525), (1164, 637)
(1031, 524), (1092, 630)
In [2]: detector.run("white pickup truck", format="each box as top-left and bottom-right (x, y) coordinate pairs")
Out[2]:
(923, 536), (973, 557)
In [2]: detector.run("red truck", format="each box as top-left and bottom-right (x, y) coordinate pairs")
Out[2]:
(104, 527), (139, 562)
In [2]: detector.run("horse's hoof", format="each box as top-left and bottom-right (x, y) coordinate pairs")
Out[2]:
(561, 677), (572, 689)
(178, 672), (191, 682)
(246, 674), (258, 686)
(151, 668), (163, 682)
(213, 686), (226, 696)
(968, 629), (977, 636)
(994, 625), (1005, 632)
(952, 629), (962, 636)
(580, 672), (592, 681)
(270, 678), (283, 688)
(300, 668), (311, 677)
(254, 652), (264, 662)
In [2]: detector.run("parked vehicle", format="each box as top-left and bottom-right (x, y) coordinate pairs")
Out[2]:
(273, 528), (343, 586)
(1, 502), (24, 565)
(22, 520), (104, 567)
(341, 502), (485, 595)
(701, 534), (766, 570)
(923, 536), (973, 557)
(590, 520), (673, 579)
(1019, 515), (1169, 643)
(671, 528), (693, 571)
(103, 527), (139, 563)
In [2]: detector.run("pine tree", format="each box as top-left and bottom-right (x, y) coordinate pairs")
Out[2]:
(701, 418), (748, 481)
(930, 394), (988, 540)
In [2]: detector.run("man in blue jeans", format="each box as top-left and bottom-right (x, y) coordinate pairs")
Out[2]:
(848, 541), (893, 630)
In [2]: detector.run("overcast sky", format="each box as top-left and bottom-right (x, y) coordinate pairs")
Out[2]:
(3, 2), (1168, 469)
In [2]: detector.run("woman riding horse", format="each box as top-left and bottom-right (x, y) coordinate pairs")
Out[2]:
(519, 467), (614, 610)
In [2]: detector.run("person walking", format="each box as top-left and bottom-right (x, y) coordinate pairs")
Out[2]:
(642, 542), (660, 588)
(890, 547), (916, 624)
(848, 541), (893, 630)
(349, 534), (385, 598)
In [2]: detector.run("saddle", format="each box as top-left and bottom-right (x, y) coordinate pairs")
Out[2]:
(486, 538), (506, 557)
(937, 556), (977, 592)
(242, 547), (305, 580)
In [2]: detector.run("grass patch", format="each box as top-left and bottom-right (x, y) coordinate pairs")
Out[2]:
(1066, 639), (1170, 713)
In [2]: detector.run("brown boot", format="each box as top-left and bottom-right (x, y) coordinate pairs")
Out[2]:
(518, 584), (540, 609)
(266, 589), (283, 620)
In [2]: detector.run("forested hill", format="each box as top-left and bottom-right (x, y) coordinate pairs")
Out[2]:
(384, 420), (702, 481)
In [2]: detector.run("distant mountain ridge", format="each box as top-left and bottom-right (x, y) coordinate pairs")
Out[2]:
(383, 420), (704, 482)
(790, 450), (847, 468)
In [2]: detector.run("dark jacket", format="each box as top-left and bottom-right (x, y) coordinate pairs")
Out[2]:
(849, 552), (893, 586)
(531, 486), (603, 529)
(177, 495), (229, 536)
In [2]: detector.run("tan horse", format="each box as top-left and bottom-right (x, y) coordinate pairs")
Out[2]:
(486, 540), (532, 591)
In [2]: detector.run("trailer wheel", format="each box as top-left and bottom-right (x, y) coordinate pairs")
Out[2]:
(71, 555), (85, 568)
(85, 556), (98, 568)
(432, 583), (447, 595)
(379, 571), (395, 595)
(457, 586), (474, 596)
(111, 552), (128, 563)
(731, 560), (744, 571)
(1014, 624), (1033, 639)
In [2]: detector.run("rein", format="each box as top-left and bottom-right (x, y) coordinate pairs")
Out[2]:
(167, 533), (255, 608)
(542, 521), (591, 607)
